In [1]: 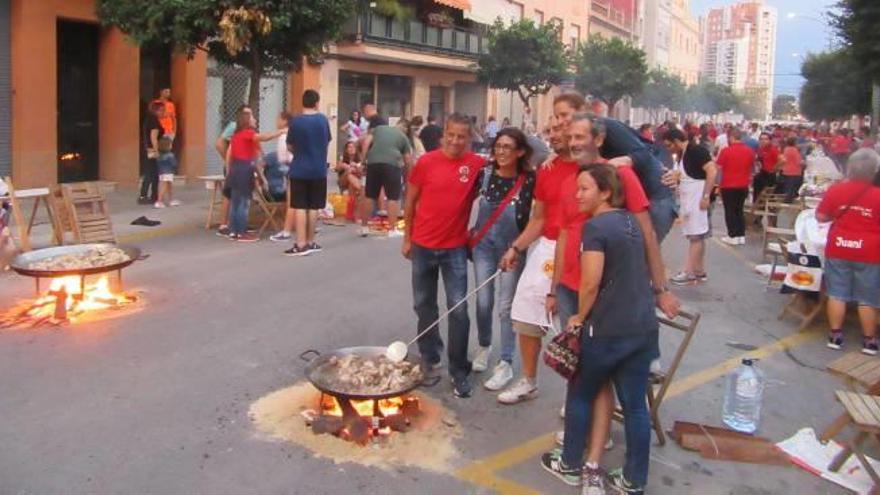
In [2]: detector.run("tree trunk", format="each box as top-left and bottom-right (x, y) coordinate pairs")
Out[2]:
(248, 51), (263, 123)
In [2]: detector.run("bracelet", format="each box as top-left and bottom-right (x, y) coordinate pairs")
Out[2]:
(546, 293), (556, 299)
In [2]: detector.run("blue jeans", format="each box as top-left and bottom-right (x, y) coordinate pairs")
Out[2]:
(562, 330), (659, 488)
(229, 191), (250, 235)
(473, 235), (523, 364)
(648, 195), (677, 243)
(780, 175), (803, 204)
(556, 284), (578, 330)
(411, 243), (471, 380)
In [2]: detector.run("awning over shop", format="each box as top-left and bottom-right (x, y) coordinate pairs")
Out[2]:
(464, 0), (521, 25)
(433, 0), (471, 12)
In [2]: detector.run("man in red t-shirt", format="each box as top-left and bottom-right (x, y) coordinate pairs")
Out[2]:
(753, 132), (781, 203)
(829, 129), (853, 173)
(404, 113), (486, 398)
(817, 149), (880, 354)
(716, 128), (755, 245)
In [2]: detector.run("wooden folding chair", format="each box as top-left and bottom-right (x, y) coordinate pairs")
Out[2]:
(822, 391), (880, 493)
(60, 182), (116, 244)
(762, 227), (797, 288)
(3, 176), (58, 251)
(614, 309), (701, 446)
(251, 187), (285, 237)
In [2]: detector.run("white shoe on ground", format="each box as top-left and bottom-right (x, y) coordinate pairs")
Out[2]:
(720, 236), (739, 246)
(359, 226), (370, 237)
(737, 236), (747, 245)
(270, 231), (292, 242)
(153, 202), (165, 209)
(484, 360), (513, 391)
(560, 404), (566, 419)
(169, 199), (181, 207)
(498, 377), (538, 404)
(387, 229), (403, 238)
(472, 345), (491, 372)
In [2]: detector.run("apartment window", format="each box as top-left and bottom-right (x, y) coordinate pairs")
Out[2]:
(570, 24), (581, 49)
(533, 9), (544, 25)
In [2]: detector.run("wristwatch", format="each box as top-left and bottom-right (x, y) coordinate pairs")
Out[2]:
(653, 285), (670, 295)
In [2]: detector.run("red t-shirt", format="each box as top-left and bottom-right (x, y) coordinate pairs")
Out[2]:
(830, 135), (852, 155)
(781, 146), (803, 177)
(408, 150), (486, 249)
(559, 165), (650, 291)
(230, 129), (261, 161)
(817, 181), (880, 264)
(757, 145), (780, 173)
(716, 142), (755, 189)
(535, 157), (580, 240)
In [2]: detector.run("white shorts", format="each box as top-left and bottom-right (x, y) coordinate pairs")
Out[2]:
(159, 174), (175, 183)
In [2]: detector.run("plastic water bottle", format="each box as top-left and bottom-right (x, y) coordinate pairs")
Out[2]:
(722, 358), (765, 434)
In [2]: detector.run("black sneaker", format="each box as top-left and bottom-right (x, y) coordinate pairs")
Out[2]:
(827, 331), (844, 350)
(216, 226), (230, 237)
(607, 468), (643, 494)
(863, 337), (878, 356)
(308, 242), (323, 252)
(452, 375), (472, 398)
(283, 245), (311, 257)
(540, 449), (581, 487)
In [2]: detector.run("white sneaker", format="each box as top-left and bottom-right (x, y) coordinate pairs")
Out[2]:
(720, 236), (739, 246)
(498, 377), (538, 404)
(270, 231), (292, 242)
(737, 236), (747, 245)
(153, 202), (166, 209)
(484, 360), (514, 391)
(169, 199), (181, 207)
(560, 404), (566, 419)
(473, 345), (491, 372)
(387, 229), (403, 238)
(359, 226), (370, 237)
(555, 430), (615, 451)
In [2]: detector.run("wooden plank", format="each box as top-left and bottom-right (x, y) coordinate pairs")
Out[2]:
(857, 365), (880, 389)
(839, 391), (880, 428)
(862, 395), (880, 426)
(829, 352), (871, 376)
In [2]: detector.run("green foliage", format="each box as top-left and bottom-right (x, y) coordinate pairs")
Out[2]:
(97, 0), (357, 112)
(476, 19), (569, 106)
(830, 0), (880, 82)
(371, 0), (413, 22)
(571, 35), (648, 113)
(633, 69), (686, 112)
(799, 49), (870, 121)
(679, 81), (741, 115)
(772, 94), (798, 119)
(738, 88), (768, 120)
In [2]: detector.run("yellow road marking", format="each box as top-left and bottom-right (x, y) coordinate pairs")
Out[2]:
(454, 328), (823, 493)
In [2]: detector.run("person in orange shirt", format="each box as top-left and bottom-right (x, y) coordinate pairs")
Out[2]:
(780, 137), (804, 203)
(154, 88), (177, 141)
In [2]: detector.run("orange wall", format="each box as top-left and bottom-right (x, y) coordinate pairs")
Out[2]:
(10, 0), (207, 187)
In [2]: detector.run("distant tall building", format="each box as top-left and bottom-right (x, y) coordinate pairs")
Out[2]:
(700, 0), (777, 118)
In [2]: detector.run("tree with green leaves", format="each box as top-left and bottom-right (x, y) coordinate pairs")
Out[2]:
(829, 0), (880, 134)
(682, 81), (741, 116)
(97, 0), (357, 115)
(799, 49), (870, 121)
(633, 69), (686, 119)
(572, 35), (648, 115)
(476, 19), (569, 107)
(772, 94), (798, 120)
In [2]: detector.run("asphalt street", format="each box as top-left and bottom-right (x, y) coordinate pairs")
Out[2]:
(0, 186), (858, 494)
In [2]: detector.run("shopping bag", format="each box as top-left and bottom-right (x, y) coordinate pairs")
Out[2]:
(781, 241), (822, 294)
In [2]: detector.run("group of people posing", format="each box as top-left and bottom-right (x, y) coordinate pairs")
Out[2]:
(404, 91), (682, 495)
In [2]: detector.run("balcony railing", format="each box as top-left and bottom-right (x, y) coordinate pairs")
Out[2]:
(342, 11), (487, 59)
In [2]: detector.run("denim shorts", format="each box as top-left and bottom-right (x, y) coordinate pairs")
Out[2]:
(825, 258), (880, 307)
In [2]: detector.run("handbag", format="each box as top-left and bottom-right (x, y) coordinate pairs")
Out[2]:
(544, 324), (582, 380)
(781, 241), (823, 295)
(467, 172), (525, 261)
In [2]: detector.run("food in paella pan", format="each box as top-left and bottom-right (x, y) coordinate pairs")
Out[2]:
(318, 354), (423, 395)
(27, 247), (131, 271)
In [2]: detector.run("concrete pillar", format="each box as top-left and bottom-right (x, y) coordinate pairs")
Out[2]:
(10, 0), (56, 187)
(98, 28), (140, 185)
(290, 61), (322, 113)
(171, 51), (207, 178)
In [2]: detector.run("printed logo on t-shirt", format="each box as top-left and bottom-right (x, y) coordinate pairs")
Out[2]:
(458, 165), (471, 183)
(835, 236), (864, 249)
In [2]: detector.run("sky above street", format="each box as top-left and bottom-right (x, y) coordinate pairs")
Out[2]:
(690, 0), (837, 98)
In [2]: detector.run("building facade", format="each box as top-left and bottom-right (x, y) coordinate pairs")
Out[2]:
(667, 0), (700, 86)
(700, 0), (777, 118)
(588, 0), (636, 41)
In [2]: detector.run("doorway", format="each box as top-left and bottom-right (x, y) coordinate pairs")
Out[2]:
(57, 20), (99, 183)
(429, 86), (446, 125)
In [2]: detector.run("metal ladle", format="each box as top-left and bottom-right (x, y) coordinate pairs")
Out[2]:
(386, 269), (503, 363)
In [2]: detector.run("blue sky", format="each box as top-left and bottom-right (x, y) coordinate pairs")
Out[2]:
(690, 0), (837, 98)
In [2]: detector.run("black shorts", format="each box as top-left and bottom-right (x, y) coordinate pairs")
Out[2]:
(365, 163), (403, 201)
(289, 177), (327, 210)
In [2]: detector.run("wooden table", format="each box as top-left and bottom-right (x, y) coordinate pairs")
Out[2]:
(820, 352), (880, 442)
(198, 175), (225, 229)
(1, 182), (58, 252)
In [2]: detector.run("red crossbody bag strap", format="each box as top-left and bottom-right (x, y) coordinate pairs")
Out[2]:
(468, 173), (525, 249)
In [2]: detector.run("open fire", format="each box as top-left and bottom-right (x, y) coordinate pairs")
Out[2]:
(303, 393), (421, 445)
(0, 275), (138, 329)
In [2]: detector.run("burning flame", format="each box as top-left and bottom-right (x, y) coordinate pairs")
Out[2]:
(321, 395), (405, 417)
(59, 152), (83, 162)
(27, 275), (134, 322)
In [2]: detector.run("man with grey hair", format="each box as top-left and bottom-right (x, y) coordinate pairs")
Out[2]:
(817, 148), (880, 354)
